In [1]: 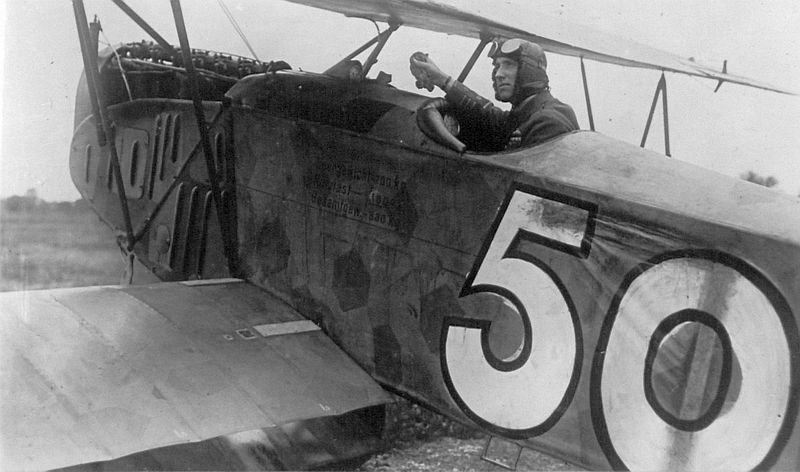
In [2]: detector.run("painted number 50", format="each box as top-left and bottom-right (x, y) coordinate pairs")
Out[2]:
(441, 185), (797, 471)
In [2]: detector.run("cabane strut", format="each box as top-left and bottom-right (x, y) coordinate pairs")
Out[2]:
(325, 21), (399, 79)
(458, 37), (491, 83)
(73, 0), (241, 278)
(169, 0), (240, 277)
(110, 0), (177, 57)
(72, 0), (135, 251)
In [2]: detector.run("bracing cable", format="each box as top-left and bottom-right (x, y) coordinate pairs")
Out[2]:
(100, 29), (133, 101)
(217, 0), (260, 61)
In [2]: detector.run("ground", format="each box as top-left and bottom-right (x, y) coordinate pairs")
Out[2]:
(358, 399), (579, 471)
(362, 436), (576, 471)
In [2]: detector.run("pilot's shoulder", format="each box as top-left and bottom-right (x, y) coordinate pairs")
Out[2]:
(538, 95), (580, 130)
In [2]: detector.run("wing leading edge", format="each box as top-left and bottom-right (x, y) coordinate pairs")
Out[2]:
(283, 0), (797, 95)
(0, 279), (392, 470)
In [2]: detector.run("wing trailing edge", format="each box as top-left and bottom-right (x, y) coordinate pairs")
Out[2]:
(0, 279), (392, 470)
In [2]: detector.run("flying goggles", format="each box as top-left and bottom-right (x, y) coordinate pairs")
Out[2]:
(488, 38), (547, 70)
(488, 38), (525, 58)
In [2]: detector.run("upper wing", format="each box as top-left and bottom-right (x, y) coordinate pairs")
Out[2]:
(0, 279), (392, 470)
(283, 0), (797, 95)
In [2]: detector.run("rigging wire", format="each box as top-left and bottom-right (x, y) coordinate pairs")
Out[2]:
(217, 0), (260, 61)
(100, 29), (133, 101)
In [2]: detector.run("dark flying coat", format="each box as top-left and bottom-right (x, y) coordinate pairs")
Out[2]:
(445, 80), (579, 151)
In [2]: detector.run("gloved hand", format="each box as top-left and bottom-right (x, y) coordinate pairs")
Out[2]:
(409, 52), (448, 92)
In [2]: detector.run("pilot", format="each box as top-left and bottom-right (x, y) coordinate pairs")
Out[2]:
(410, 38), (579, 150)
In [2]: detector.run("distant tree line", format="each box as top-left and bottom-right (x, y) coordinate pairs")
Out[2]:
(740, 170), (778, 188)
(1, 188), (92, 214)
(739, 170), (800, 197)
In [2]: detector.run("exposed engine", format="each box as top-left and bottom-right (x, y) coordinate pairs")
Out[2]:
(117, 41), (273, 78)
(99, 41), (289, 105)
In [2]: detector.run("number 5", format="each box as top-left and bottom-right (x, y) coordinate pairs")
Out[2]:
(441, 187), (595, 437)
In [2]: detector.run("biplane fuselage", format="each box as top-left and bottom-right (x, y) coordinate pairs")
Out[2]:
(65, 39), (800, 471)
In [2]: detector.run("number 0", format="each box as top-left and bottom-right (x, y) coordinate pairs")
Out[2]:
(591, 251), (799, 471)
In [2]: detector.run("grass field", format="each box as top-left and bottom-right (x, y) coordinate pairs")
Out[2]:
(0, 208), (137, 291)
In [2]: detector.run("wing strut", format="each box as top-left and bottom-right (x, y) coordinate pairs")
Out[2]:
(72, 0), (135, 250)
(640, 72), (671, 157)
(714, 60), (728, 93)
(169, 0), (240, 277)
(580, 57), (596, 132)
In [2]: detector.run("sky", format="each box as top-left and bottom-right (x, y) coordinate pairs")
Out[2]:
(1, 0), (799, 202)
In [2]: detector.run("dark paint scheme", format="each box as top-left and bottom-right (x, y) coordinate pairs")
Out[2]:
(70, 62), (800, 470)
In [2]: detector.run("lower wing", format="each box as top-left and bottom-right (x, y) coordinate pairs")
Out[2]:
(0, 279), (393, 470)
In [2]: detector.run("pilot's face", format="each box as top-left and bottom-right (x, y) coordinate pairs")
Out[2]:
(492, 57), (518, 102)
